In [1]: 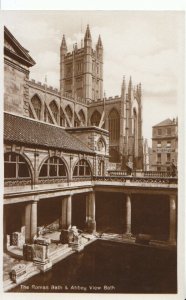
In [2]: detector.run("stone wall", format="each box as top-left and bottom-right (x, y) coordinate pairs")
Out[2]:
(4, 60), (29, 116)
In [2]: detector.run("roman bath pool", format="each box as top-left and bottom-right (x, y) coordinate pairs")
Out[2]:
(10, 240), (177, 293)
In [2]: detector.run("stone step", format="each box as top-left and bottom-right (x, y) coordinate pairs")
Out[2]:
(50, 248), (74, 266)
(49, 245), (71, 260)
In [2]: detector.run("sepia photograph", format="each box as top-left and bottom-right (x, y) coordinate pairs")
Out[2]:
(1, 8), (185, 298)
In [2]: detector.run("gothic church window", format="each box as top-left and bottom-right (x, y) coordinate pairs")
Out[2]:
(108, 108), (120, 142)
(66, 64), (72, 76)
(4, 153), (30, 179)
(49, 100), (58, 122)
(90, 110), (101, 126)
(44, 104), (53, 124)
(65, 105), (73, 122)
(39, 157), (67, 178)
(31, 95), (41, 120)
(73, 159), (91, 177)
(76, 61), (82, 73)
(79, 109), (85, 125)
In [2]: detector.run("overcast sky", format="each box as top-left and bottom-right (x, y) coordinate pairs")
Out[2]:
(2, 11), (184, 145)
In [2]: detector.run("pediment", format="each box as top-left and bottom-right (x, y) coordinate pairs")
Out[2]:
(4, 26), (35, 67)
(4, 39), (17, 54)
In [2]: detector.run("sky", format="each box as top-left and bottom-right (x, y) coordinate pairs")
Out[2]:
(2, 11), (184, 146)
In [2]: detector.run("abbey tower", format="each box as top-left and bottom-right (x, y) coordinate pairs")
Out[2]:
(60, 25), (103, 102)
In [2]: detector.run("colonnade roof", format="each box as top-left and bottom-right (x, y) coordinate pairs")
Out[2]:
(4, 112), (94, 154)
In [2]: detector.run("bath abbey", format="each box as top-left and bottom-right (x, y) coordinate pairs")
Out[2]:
(3, 25), (177, 293)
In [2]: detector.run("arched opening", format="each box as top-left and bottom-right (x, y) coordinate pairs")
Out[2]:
(49, 100), (59, 122)
(31, 95), (42, 120)
(65, 105), (73, 123)
(39, 156), (67, 179)
(73, 159), (92, 177)
(97, 138), (106, 153)
(90, 110), (101, 126)
(4, 152), (31, 180)
(44, 104), (54, 124)
(79, 109), (86, 126)
(108, 108), (120, 142)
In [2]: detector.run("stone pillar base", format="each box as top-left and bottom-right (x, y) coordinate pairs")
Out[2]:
(23, 244), (34, 261)
(123, 232), (133, 239)
(34, 259), (52, 273)
(85, 221), (96, 234)
(70, 242), (84, 252)
(60, 229), (70, 244)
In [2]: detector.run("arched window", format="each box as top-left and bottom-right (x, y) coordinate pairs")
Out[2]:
(49, 100), (58, 122)
(39, 156), (67, 178)
(31, 95), (41, 120)
(90, 110), (101, 126)
(108, 108), (120, 142)
(65, 105), (73, 122)
(73, 159), (91, 177)
(4, 153), (30, 179)
(79, 109), (85, 125)
(97, 139), (105, 152)
(44, 104), (53, 124)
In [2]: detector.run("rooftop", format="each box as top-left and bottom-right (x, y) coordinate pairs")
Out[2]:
(4, 113), (93, 154)
(153, 118), (177, 127)
(4, 26), (35, 67)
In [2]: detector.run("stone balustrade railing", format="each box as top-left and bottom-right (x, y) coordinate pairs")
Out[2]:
(71, 176), (92, 182)
(93, 176), (177, 185)
(4, 173), (177, 188)
(4, 179), (32, 187)
(38, 177), (68, 184)
(108, 170), (177, 178)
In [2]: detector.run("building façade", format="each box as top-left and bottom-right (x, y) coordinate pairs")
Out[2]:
(5, 25), (143, 170)
(151, 119), (178, 172)
(3, 25), (177, 263)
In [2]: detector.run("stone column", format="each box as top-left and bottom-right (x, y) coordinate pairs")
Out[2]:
(61, 195), (72, 229)
(21, 208), (26, 244)
(3, 207), (8, 251)
(169, 194), (177, 244)
(25, 201), (38, 244)
(86, 192), (96, 233)
(125, 194), (132, 235)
